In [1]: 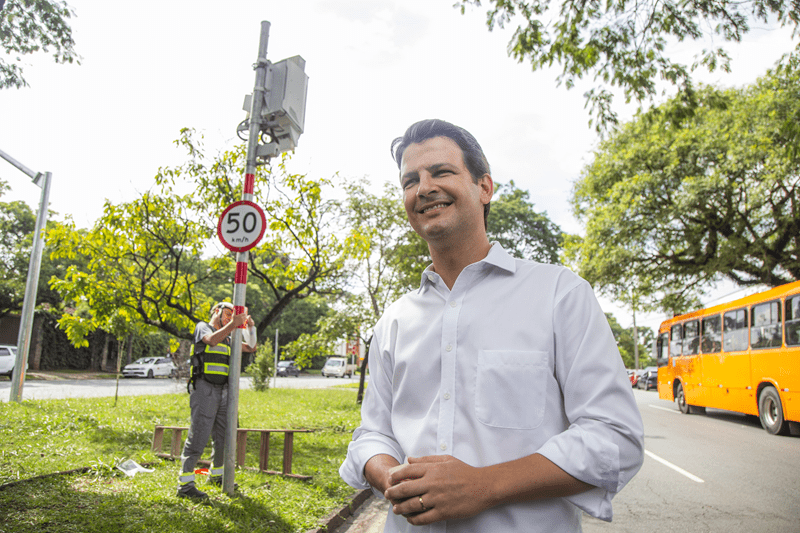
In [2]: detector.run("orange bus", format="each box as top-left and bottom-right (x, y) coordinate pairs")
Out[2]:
(655, 280), (800, 435)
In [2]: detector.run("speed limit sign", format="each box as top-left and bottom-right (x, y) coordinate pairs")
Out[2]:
(217, 201), (267, 253)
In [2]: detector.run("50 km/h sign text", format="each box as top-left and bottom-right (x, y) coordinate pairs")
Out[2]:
(217, 201), (267, 253)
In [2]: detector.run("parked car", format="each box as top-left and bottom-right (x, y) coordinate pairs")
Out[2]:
(637, 366), (658, 390)
(321, 356), (356, 378)
(122, 357), (176, 378)
(0, 345), (17, 378)
(276, 360), (300, 377)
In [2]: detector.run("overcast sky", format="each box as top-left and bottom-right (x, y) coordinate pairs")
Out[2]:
(1, 0), (796, 332)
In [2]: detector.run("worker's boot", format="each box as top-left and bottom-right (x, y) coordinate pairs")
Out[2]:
(177, 485), (209, 500)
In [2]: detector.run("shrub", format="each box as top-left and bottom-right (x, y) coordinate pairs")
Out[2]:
(246, 342), (274, 391)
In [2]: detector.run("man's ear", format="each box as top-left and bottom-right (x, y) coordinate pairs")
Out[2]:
(479, 174), (494, 205)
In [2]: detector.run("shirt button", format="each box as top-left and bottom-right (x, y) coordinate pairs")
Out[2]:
(440, 443), (448, 451)
(443, 392), (451, 400)
(449, 301), (457, 308)
(446, 344), (452, 352)
(427, 274), (434, 281)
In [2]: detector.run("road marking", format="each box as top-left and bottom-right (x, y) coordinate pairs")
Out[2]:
(649, 404), (679, 414)
(645, 450), (705, 483)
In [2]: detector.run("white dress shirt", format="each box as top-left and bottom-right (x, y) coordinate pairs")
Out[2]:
(339, 244), (644, 532)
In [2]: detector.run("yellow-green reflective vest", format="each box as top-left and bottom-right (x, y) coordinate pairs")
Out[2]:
(191, 343), (231, 385)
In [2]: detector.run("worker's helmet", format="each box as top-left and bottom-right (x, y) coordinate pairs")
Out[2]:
(210, 301), (235, 318)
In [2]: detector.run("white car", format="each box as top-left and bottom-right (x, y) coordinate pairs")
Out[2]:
(0, 345), (17, 378)
(122, 357), (176, 378)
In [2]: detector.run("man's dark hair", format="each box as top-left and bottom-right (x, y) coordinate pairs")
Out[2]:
(391, 119), (491, 228)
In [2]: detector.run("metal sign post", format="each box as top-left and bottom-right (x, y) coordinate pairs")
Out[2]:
(218, 21), (271, 497)
(0, 148), (51, 402)
(219, 20), (308, 497)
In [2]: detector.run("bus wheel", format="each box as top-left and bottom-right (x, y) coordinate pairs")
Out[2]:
(676, 382), (690, 414)
(759, 387), (789, 436)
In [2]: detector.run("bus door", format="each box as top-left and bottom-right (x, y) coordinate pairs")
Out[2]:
(677, 319), (706, 406)
(750, 300), (792, 418)
(721, 307), (754, 415)
(782, 294), (800, 422)
(700, 314), (725, 409)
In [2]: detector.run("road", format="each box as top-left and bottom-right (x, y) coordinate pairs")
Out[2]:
(581, 388), (800, 532)
(0, 374), (363, 402)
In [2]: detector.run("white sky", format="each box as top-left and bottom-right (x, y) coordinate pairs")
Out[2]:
(0, 0), (796, 333)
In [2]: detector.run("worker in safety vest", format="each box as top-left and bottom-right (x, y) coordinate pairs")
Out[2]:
(177, 301), (257, 500)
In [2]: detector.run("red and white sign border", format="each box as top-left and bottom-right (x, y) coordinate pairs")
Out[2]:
(217, 200), (267, 253)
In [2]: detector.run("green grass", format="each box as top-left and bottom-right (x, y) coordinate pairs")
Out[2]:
(0, 389), (364, 532)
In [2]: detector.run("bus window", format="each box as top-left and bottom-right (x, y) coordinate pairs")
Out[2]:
(751, 301), (782, 349)
(670, 324), (682, 356)
(683, 320), (700, 355)
(787, 295), (800, 347)
(701, 315), (722, 353)
(723, 308), (748, 352)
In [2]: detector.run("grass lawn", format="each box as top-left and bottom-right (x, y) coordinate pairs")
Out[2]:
(0, 388), (364, 532)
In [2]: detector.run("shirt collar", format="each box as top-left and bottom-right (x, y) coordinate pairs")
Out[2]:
(417, 242), (516, 292)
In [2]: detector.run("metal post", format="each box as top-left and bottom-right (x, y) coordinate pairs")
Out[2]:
(273, 328), (278, 389)
(223, 20), (271, 496)
(0, 148), (50, 403)
(9, 172), (50, 402)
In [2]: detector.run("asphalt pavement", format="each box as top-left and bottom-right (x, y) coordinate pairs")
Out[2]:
(0, 371), (363, 401)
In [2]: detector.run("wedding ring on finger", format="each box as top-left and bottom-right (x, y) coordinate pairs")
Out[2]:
(419, 496), (428, 512)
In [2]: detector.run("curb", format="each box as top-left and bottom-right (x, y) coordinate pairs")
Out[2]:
(307, 489), (372, 533)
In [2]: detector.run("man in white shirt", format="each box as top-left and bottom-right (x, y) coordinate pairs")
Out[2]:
(339, 119), (644, 532)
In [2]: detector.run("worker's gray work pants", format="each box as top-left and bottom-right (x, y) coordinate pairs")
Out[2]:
(177, 378), (228, 492)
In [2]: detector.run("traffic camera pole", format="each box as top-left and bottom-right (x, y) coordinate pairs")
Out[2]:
(0, 148), (51, 403)
(222, 20), (271, 496)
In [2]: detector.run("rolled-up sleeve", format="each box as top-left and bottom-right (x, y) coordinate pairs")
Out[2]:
(339, 328), (405, 495)
(535, 280), (645, 521)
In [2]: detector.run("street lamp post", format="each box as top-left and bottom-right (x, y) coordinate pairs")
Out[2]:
(0, 148), (52, 402)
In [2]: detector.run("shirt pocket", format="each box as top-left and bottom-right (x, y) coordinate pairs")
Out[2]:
(475, 350), (549, 430)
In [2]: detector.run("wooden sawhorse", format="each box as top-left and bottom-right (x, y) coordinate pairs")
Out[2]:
(152, 425), (313, 480)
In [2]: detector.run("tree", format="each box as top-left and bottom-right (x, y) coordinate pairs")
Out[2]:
(566, 58), (800, 314)
(342, 179), (424, 316)
(458, 0), (800, 132)
(260, 294), (330, 352)
(0, 178), (70, 319)
(488, 181), (562, 263)
(0, 0), (79, 89)
(47, 192), (214, 346)
(0, 179), (36, 318)
(48, 129), (353, 347)
(284, 179), (426, 401)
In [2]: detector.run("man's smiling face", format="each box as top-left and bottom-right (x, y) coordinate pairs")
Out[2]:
(399, 136), (492, 248)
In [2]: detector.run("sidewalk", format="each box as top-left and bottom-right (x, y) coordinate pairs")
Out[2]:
(333, 494), (389, 533)
(24, 370), (119, 381)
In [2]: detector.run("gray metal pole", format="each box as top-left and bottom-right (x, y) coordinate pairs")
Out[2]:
(223, 20), (271, 496)
(9, 171), (51, 402)
(273, 328), (278, 389)
(0, 148), (40, 181)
